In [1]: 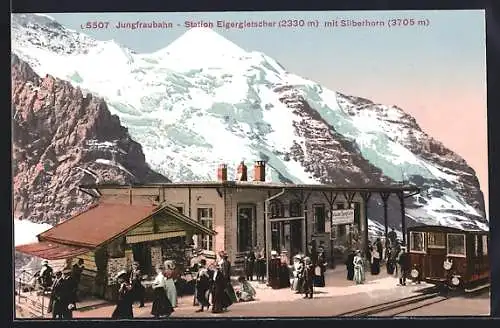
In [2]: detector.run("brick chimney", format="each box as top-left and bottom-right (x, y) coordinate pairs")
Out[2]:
(254, 161), (266, 182)
(236, 161), (248, 181)
(217, 164), (228, 182)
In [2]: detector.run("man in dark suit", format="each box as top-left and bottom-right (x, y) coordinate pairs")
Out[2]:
(302, 257), (314, 299)
(397, 246), (411, 286)
(48, 268), (76, 319)
(387, 228), (397, 247)
(244, 249), (256, 281)
(129, 262), (145, 307)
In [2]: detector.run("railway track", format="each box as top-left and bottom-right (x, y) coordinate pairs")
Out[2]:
(337, 283), (490, 317)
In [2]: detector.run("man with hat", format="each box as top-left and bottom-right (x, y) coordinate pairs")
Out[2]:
(190, 249), (206, 272)
(397, 245), (410, 286)
(48, 267), (76, 319)
(111, 270), (134, 319)
(129, 261), (145, 307)
(387, 227), (397, 247)
(301, 256), (315, 299)
(36, 259), (54, 291)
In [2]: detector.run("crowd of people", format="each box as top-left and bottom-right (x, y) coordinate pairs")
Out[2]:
(111, 261), (178, 319)
(23, 230), (416, 320)
(192, 250), (243, 313)
(24, 259), (85, 319)
(344, 228), (412, 286)
(110, 249), (252, 318)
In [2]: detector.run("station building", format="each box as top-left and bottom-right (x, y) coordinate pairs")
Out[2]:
(76, 161), (419, 268)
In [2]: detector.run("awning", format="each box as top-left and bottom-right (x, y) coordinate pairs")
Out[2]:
(15, 241), (92, 260)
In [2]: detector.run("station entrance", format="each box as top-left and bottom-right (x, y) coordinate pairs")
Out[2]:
(270, 217), (305, 257)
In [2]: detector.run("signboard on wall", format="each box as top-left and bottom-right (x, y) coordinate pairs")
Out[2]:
(330, 209), (354, 225)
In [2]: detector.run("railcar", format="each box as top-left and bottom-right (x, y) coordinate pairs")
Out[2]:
(406, 225), (489, 290)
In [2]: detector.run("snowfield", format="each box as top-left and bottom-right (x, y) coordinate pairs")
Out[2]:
(14, 219), (52, 247)
(11, 13), (487, 239)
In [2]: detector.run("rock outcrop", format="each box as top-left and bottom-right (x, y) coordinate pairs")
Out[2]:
(12, 54), (169, 225)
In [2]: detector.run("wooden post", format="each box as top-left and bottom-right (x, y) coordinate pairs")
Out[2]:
(398, 191), (407, 245)
(322, 191), (338, 267)
(265, 200), (271, 281)
(299, 190), (312, 247)
(359, 191), (372, 258)
(380, 192), (391, 245)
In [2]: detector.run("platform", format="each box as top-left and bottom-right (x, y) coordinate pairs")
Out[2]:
(16, 266), (433, 319)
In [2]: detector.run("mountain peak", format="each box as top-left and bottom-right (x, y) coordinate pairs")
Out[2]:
(12, 13), (59, 28)
(160, 27), (246, 60)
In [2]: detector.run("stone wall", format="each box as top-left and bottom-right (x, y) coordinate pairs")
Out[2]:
(125, 249), (134, 268)
(150, 246), (162, 269)
(107, 257), (127, 285)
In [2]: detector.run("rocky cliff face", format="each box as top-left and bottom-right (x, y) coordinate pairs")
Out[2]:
(11, 55), (169, 225)
(336, 93), (485, 214)
(274, 86), (487, 232)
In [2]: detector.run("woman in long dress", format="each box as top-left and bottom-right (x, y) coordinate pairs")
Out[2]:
(314, 248), (327, 287)
(151, 266), (174, 318)
(195, 259), (211, 312)
(291, 255), (304, 293)
(111, 271), (134, 319)
(353, 250), (365, 285)
(386, 248), (395, 274)
(279, 252), (291, 289)
(210, 266), (226, 313)
(268, 251), (281, 289)
(370, 248), (381, 275)
(345, 250), (355, 281)
(236, 276), (256, 302)
(164, 269), (177, 308)
(218, 251), (236, 308)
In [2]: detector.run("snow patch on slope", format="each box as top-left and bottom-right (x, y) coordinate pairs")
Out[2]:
(14, 219), (51, 246)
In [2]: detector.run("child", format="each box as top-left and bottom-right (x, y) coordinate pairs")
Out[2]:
(235, 276), (256, 302)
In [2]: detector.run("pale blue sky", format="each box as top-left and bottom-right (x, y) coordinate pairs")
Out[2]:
(49, 10), (485, 88)
(38, 11), (489, 204)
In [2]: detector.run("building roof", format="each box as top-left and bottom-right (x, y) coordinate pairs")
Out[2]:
(37, 203), (162, 248)
(407, 224), (487, 233)
(15, 241), (91, 260)
(80, 181), (420, 194)
(15, 202), (217, 260)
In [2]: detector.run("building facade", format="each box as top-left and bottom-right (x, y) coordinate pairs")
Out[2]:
(84, 161), (419, 266)
(95, 186), (367, 264)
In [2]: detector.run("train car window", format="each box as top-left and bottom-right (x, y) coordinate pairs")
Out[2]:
(409, 231), (425, 253)
(428, 232), (446, 248)
(474, 235), (483, 257)
(482, 235), (488, 255)
(447, 233), (466, 257)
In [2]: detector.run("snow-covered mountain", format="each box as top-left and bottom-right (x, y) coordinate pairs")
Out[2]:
(11, 13), (488, 234)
